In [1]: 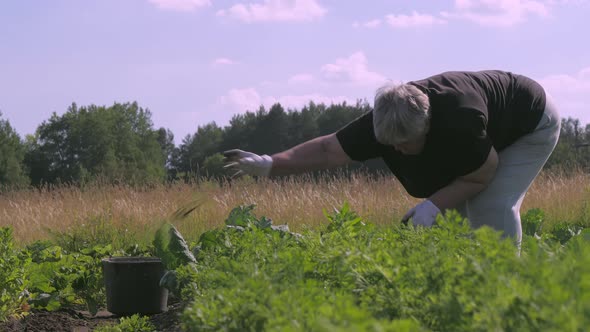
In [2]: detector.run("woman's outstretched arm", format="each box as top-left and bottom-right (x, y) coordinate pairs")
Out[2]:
(269, 133), (352, 176)
(223, 133), (352, 177)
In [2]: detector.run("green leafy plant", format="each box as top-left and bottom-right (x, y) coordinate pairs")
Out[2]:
(0, 227), (30, 321)
(94, 314), (155, 332)
(69, 245), (113, 316)
(154, 223), (197, 271)
(225, 204), (259, 228)
(153, 222), (198, 296)
(9, 202), (590, 331)
(178, 205), (590, 331)
(25, 243), (113, 316)
(522, 208), (545, 236)
(550, 221), (584, 244)
(152, 200), (207, 295)
(323, 201), (373, 238)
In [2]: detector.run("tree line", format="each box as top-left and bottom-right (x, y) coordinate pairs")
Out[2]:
(0, 100), (588, 189)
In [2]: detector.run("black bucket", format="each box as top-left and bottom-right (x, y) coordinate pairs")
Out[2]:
(102, 257), (168, 315)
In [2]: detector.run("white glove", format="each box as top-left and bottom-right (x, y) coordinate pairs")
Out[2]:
(401, 200), (441, 227)
(223, 149), (273, 178)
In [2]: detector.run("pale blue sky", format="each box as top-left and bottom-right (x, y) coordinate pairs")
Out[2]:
(1, 0), (588, 144)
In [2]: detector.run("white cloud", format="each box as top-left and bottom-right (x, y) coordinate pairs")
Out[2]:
(288, 73), (315, 84)
(539, 67), (590, 124)
(216, 0), (326, 23)
(219, 88), (263, 112)
(353, 0), (584, 29)
(320, 52), (386, 86)
(352, 19), (382, 28)
(213, 58), (238, 65)
(217, 53), (384, 118)
(540, 67), (590, 95)
(580, 67), (590, 78)
(219, 88), (356, 112)
(440, 0), (550, 27)
(386, 11), (447, 28)
(545, 0), (588, 5)
(148, 0), (211, 11)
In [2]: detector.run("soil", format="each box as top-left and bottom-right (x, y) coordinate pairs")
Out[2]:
(0, 302), (184, 332)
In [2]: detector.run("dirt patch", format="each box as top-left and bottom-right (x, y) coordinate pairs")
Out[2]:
(0, 302), (184, 332)
(0, 309), (116, 332)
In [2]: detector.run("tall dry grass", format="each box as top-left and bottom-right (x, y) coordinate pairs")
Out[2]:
(1, 170), (588, 245)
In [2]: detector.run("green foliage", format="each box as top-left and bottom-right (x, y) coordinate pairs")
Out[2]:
(178, 204), (590, 331)
(7, 203), (590, 330)
(22, 234), (147, 316)
(70, 245), (114, 315)
(176, 122), (223, 179)
(178, 100), (370, 179)
(94, 314), (155, 332)
(225, 204), (260, 228)
(222, 204), (296, 233)
(545, 117), (590, 172)
(0, 113), (29, 188)
(25, 242), (113, 316)
(153, 223), (197, 271)
(24, 240), (151, 315)
(153, 222), (198, 296)
(549, 222), (584, 244)
(0, 228), (30, 322)
(521, 207), (589, 244)
(323, 201), (373, 237)
(521, 208), (545, 236)
(202, 153), (225, 179)
(197, 204), (300, 255)
(25, 102), (166, 186)
(48, 212), (145, 254)
(10, 100), (589, 187)
(156, 127), (177, 179)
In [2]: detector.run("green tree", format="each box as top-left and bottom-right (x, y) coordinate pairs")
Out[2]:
(286, 102), (321, 147)
(25, 102), (165, 186)
(202, 153), (226, 179)
(24, 133), (51, 186)
(317, 100), (369, 135)
(177, 122), (223, 177)
(219, 111), (260, 153)
(546, 117), (590, 171)
(0, 112), (29, 188)
(156, 127), (178, 180)
(251, 103), (290, 154)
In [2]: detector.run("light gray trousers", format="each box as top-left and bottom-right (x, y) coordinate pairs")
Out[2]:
(454, 95), (561, 248)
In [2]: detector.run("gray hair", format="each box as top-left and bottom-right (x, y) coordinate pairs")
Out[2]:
(373, 82), (431, 145)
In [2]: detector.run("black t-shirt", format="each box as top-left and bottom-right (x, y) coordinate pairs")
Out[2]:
(335, 70), (546, 198)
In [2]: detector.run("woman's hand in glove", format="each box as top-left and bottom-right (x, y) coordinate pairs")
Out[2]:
(223, 149), (273, 178)
(401, 200), (441, 227)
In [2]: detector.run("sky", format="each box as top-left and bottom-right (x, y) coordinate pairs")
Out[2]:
(1, 0), (589, 144)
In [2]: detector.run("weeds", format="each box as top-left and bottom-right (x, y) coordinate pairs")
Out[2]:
(1, 170), (588, 245)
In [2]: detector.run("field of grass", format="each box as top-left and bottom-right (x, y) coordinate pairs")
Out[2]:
(1, 170), (590, 331)
(1, 170), (589, 246)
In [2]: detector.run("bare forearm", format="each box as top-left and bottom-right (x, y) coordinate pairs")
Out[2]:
(430, 147), (498, 211)
(429, 179), (487, 212)
(269, 134), (350, 176)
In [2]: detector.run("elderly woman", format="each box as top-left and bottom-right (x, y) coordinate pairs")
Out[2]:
(224, 70), (561, 246)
